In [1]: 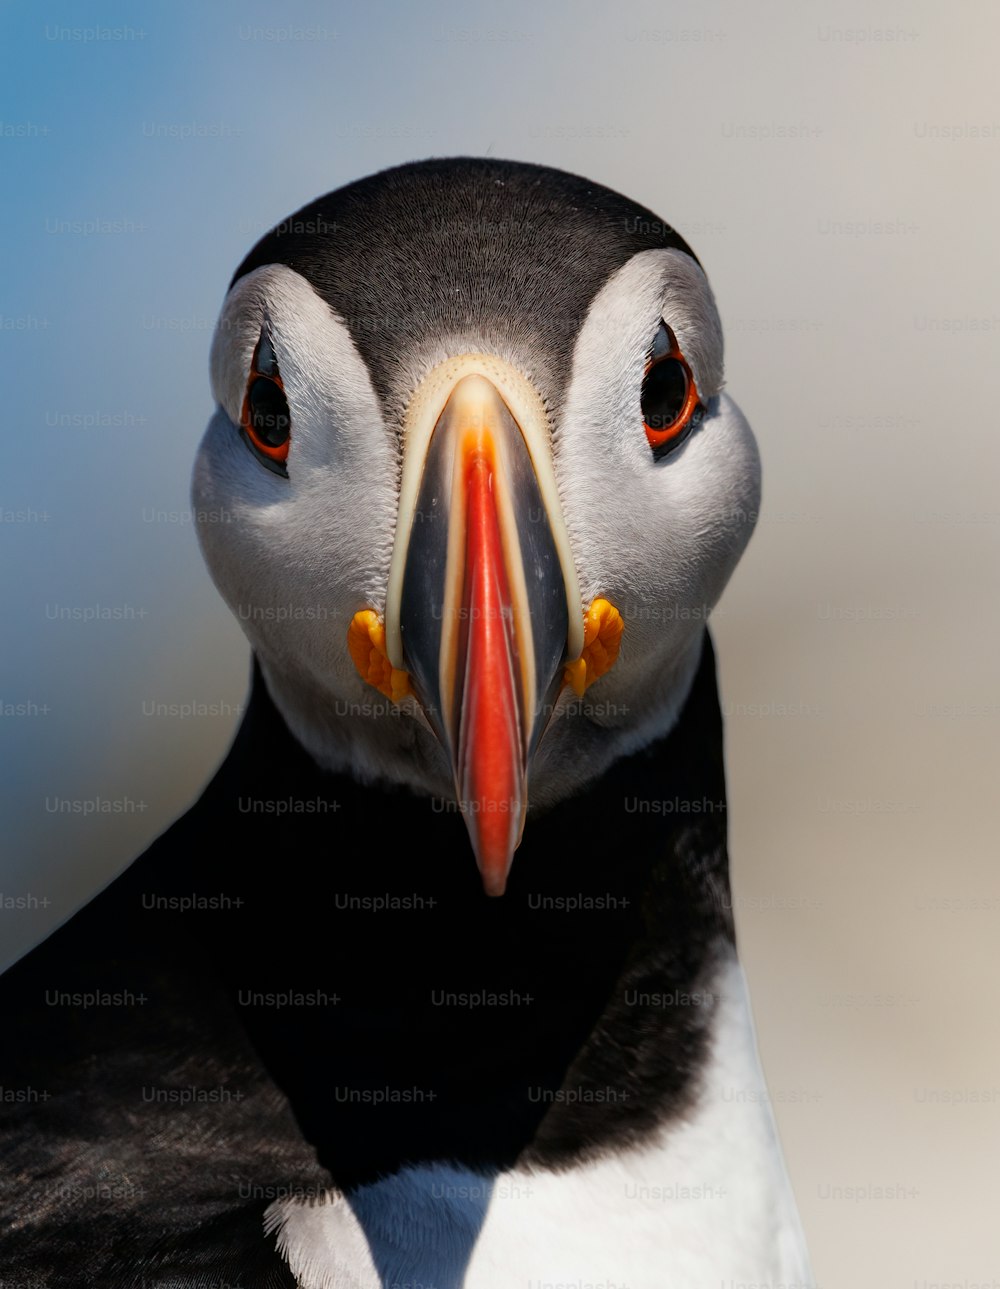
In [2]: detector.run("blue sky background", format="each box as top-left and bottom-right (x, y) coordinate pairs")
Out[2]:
(3, 2), (999, 1278)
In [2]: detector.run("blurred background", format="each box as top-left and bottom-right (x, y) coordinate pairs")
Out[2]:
(3, 0), (998, 1281)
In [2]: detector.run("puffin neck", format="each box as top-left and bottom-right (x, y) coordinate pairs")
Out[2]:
(185, 631), (733, 1187)
(222, 632), (726, 841)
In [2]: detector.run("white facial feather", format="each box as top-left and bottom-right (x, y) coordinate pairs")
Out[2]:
(194, 265), (447, 788)
(192, 252), (760, 804)
(535, 250), (761, 795)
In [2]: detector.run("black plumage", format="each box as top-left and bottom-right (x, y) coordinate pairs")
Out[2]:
(0, 635), (732, 1285)
(232, 157), (698, 417)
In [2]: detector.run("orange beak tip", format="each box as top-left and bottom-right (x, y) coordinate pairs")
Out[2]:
(480, 868), (510, 898)
(469, 814), (518, 897)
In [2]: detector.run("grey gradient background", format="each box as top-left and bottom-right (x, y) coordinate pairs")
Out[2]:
(3, 1), (998, 1283)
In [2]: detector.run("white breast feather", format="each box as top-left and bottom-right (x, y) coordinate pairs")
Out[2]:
(266, 954), (814, 1289)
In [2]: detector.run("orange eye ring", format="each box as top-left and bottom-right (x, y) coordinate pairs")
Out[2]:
(641, 323), (702, 454)
(240, 328), (291, 471)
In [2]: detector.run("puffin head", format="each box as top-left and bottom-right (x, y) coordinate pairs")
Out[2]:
(192, 158), (760, 895)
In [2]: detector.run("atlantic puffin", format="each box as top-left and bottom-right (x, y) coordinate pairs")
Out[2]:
(0, 158), (813, 1287)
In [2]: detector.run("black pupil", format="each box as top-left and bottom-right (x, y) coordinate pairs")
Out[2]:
(248, 378), (290, 446)
(641, 358), (688, 432)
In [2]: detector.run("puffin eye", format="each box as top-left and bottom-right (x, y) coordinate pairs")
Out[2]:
(240, 326), (291, 477)
(248, 379), (290, 447)
(641, 321), (703, 460)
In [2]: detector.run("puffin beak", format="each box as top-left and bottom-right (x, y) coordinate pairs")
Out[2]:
(386, 369), (577, 896)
